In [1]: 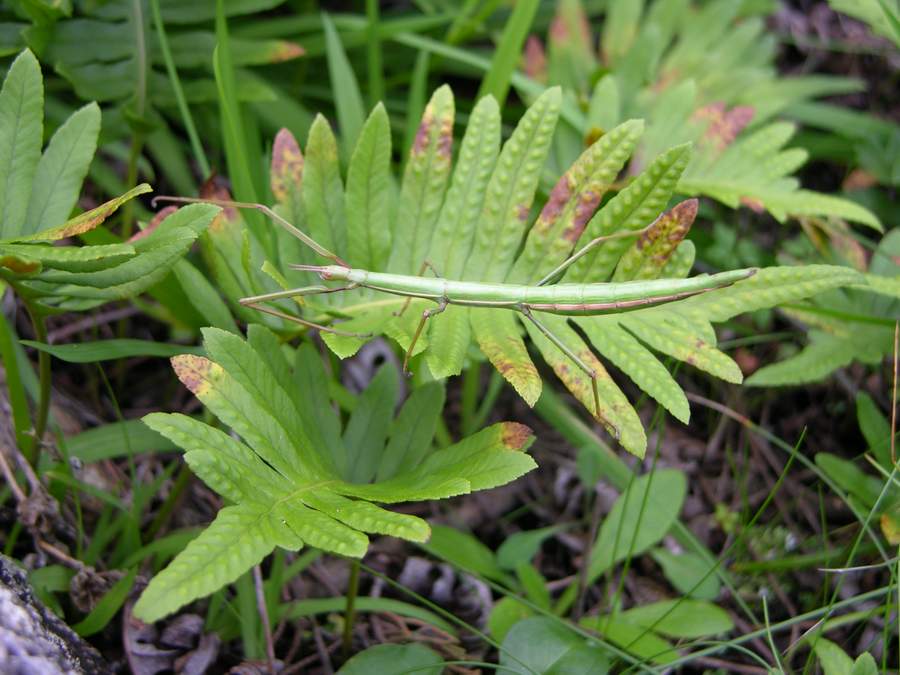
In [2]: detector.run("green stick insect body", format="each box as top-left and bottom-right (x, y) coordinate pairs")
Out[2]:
(155, 196), (756, 436)
(304, 265), (755, 314)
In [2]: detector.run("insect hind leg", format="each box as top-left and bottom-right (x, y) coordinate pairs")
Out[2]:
(402, 299), (448, 375)
(518, 306), (620, 440)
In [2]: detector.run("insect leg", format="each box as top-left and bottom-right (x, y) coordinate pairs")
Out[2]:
(240, 283), (358, 306)
(394, 260), (442, 317)
(152, 195), (350, 268)
(535, 222), (657, 286)
(240, 283), (370, 338)
(402, 298), (448, 375)
(518, 306), (620, 439)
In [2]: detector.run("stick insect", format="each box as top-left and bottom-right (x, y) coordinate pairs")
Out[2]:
(155, 196), (756, 434)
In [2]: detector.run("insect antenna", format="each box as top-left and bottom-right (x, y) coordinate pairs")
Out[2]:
(152, 195), (350, 268)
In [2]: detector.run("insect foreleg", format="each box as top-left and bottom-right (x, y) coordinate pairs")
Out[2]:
(518, 306), (620, 440)
(239, 283), (370, 338)
(240, 283), (359, 306)
(402, 299), (448, 375)
(153, 195), (350, 268)
(536, 222), (657, 286)
(395, 260), (442, 318)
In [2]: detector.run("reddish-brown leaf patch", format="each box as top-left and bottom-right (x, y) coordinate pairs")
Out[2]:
(270, 128), (304, 202)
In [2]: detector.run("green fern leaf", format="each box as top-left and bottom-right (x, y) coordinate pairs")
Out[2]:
(745, 333), (859, 386)
(346, 104), (392, 272)
(134, 329), (536, 623)
(0, 49), (42, 241)
(227, 88), (868, 459)
(389, 85), (454, 274)
(564, 143), (691, 283)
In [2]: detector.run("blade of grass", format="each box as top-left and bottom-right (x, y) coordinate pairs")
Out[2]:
(365, 0), (385, 106)
(392, 31), (586, 130)
(477, 0), (539, 106)
(149, 0), (210, 178)
(72, 568), (137, 637)
(322, 12), (367, 163)
(22, 339), (203, 363)
(0, 308), (31, 450)
(214, 0), (265, 243)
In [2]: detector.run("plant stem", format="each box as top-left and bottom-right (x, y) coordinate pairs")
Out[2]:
(22, 300), (49, 466)
(253, 565), (277, 674)
(342, 558), (361, 662)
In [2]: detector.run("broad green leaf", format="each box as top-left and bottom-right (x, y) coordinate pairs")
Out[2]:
(425, 304), (471, 379)
(389, 85), (454, 274)
(617, 598), (733, 638)
(500, 617), (610, 675)
(650, 549), (720, 601)
(585, 617), (677, 665)
(602, 0), (646, 64)
(345, 104), (392, 272)
(488, 597), (534, 642)
(588, 469), (686, 581)
(621, 310), (743, 383)
(25, 103), (100, 235)
(0, 242), (134, 272)
(851, 652), (879, 675)
(810, 636), (855, 675)
(0, 49), (42, 241)
(21, 339), (201, 363)
(422, 524), (508, 582)
(290, 341), (344, 471)
(496, 525), (565, 570)
(815, 453), (883, 509)
(856, 392), (892, 468)
(338, 644), (443, 675)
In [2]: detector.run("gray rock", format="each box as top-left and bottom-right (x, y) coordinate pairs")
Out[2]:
(0, 554), (111, 675)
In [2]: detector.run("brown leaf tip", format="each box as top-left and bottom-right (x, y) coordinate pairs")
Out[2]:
(501, 422), (533, 451)
(171, 354), (213, 396)
(271, 128), (304, 201)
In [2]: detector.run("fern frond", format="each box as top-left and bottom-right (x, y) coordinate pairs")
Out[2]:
(134, 328), (536, 623)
